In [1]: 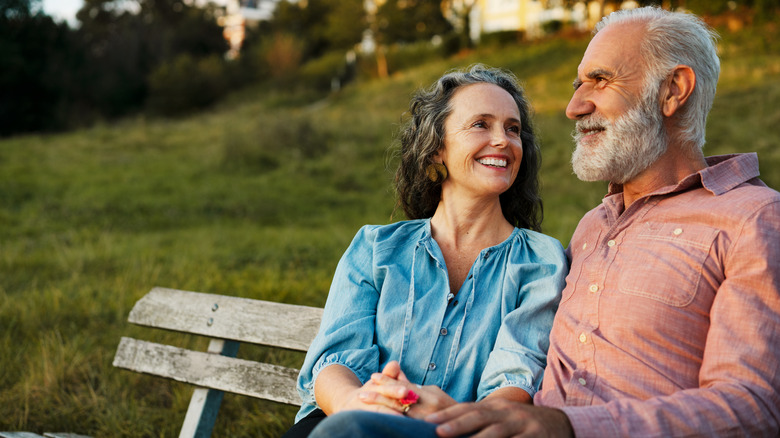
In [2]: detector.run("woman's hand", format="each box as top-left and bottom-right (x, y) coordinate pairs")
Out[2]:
(332, 380), (408, 416)
(359, 361), (458, 419)
(314, 364), (405, 416)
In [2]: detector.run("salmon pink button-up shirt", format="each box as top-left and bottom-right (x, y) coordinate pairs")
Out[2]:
(536, 153), (780, 437)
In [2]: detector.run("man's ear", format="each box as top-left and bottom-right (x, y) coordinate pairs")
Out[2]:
(662, 65), (696, 117)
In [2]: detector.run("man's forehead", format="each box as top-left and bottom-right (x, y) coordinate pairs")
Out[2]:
(575, 23), (644, 77)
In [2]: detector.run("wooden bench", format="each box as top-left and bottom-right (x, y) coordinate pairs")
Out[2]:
(0, 434), (92, 438)
(112, 287), (323, 438)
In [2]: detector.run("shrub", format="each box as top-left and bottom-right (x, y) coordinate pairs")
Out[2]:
(146, 54), (229, 116)
(298, 50), (353, 92)
(262, 33), (305, 84)
(221, 113), (330, 173)
(385, 40), (448, 74)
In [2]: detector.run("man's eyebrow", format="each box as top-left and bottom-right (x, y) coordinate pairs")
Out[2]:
(586, 68), (615, 80)
(573, 68), (616, 89)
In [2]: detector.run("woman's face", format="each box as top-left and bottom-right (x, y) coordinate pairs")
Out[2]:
(437, 82), (523, 201)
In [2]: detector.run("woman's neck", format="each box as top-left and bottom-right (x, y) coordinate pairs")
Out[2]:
(429, 196), (513, 250)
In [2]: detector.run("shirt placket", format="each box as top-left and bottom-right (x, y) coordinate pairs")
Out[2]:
(568, 203), (629, 405)
(420, 248), (482, 390)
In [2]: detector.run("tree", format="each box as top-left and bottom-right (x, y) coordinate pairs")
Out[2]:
(268, 0), (364, 60)
(441, 0), (477, 50)
(0, 0), (79, 135)
(74, 0), (228, 116)
(375, 0), (452, 44)
(0, 0), (40, 17)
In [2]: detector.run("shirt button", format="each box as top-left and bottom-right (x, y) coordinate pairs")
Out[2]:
(428, 362), (436, 371)
(607, 239), (616, 247)
(440, 328), (448, 336)
(578, 333), (587, 343)
(673, 228), (683, 235)
(578, 378), (587, 386)
(589, 284), (599, 293)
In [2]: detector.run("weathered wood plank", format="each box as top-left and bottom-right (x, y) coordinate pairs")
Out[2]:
(43, 434), (92, 438)
(0, 432), (91, 437)
(0, 433), (45, 438)
(178, 339), (239, 438)
(127, 287), (323, 352)
(113, 337), (302, 405)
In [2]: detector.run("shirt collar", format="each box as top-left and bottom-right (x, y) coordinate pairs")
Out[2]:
(605, 153), (760, 198)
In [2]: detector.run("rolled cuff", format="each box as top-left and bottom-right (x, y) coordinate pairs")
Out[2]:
(560, 405), (620, 438)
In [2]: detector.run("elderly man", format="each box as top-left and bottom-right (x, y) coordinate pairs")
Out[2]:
(307, 6), (780, 437)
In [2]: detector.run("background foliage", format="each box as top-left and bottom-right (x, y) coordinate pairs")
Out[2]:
(0, 1), (779, 436)
(4, 0), (777, 136)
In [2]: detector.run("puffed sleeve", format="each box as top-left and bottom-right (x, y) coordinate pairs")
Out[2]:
(476, 232), (568, 399)
(295, 225), (383, 417)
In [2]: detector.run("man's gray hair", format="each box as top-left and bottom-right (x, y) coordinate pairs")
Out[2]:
(595, 6), (720, 151)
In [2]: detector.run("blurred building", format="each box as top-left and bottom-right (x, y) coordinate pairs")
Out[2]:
(216, 0), (640, 59)
(218, 0), (278, 58)
(470, 0), (639, 41)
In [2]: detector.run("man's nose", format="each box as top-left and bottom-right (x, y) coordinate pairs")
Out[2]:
(566, 87), (595, 120)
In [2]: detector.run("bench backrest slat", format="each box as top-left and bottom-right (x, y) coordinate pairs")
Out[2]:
(113, 337), (302, 405)
(128, 287), (323, 352)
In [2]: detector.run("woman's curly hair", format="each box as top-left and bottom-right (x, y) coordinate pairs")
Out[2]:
(394, 64), (543, 231)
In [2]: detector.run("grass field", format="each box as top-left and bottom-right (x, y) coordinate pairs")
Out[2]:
(1, 23), (779, 437)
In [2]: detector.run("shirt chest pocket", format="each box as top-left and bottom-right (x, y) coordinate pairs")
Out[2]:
(616, 223), (719, 307)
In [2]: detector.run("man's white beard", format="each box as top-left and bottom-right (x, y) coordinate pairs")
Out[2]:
(571, 87), (667, 184)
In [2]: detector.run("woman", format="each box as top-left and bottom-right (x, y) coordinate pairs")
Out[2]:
(283, 64), (567, 437)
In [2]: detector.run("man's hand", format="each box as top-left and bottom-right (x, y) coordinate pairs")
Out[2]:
(426, 398), (574, 438)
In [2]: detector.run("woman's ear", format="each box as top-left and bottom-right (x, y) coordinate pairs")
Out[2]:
(662, 65), (696, 118)
(432, 148), (445, 165)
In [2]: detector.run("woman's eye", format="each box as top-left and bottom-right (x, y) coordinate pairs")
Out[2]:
(507, 125), (520, 134)
(472, 121), (487, 128)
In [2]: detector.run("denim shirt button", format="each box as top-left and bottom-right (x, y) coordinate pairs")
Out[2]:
(440, 328), (448, 336)
(428, 362), (437, 371)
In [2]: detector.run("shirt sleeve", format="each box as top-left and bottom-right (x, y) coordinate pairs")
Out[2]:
(295, 225), (382, 411)
(476, 234), (569, 399)
(564, 199), (780, 437)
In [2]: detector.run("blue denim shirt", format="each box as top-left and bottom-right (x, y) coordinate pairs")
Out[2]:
(295, 219), (568, 422)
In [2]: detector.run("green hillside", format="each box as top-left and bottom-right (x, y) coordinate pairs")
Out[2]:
(1, 26), (778, 437)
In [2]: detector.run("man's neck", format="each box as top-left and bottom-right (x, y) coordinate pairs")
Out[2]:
(620, 146), (708, 208)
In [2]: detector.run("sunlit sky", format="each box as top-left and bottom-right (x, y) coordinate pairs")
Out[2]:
(41, 0), (83, 24)
(40, 0), (236, 25)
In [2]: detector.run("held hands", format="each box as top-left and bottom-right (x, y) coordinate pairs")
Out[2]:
(338, 361), (574, 437)
(425, 398), (574, 438)
(332, 378), (406, 416)
(358, 361), (457, 419)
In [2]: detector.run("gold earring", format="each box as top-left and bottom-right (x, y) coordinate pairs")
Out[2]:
(426, 162), (447, 182)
